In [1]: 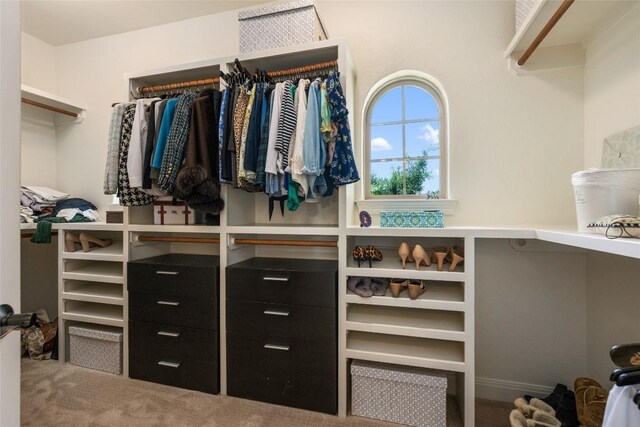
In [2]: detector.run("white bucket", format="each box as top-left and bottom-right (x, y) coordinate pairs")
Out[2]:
(572, 168), (640, 232)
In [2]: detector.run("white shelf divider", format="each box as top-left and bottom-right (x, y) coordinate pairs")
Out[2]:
(62, 262), (123, 283)
(62, 241), (124, 262)
(62, 281), (123, 305)
(345, 282), (465, 312)
(62, 302), (123, 327)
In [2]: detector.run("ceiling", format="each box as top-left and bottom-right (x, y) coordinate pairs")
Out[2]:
(21, 0), (273, 46)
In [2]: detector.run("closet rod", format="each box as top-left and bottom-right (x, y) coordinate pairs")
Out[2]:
(137, 236), (220, 244)
(517, 0), (574, 66)
(136, 59), (338, 95)
(21, 98), (79, 118)
(232, 238), (337, 248)
(137, 78), (221, 95)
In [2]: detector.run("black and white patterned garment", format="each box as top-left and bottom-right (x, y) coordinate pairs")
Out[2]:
(275, 81), (296, 172)
(118, 103), (155, 207)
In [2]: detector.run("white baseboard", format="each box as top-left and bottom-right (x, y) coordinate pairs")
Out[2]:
(476, 377), (555, 402)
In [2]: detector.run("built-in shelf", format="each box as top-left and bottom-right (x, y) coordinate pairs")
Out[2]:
(62, 302), (123, 327)
(21, 84), (86, 122)
(346, 281), (465, 312)
(62, 281), (123, 305)
(127, 224), (221, 233)
(504, 0), (632, 72)
(62, 241), (124, 262)
(346, 305), (465, 341)
(346, 331), (465, 373)
(62, 261), (123, 283)
(226, 225), (340, 236)
(535, 228), (640, 259)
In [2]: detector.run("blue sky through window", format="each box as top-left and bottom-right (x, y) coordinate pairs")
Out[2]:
(370, 84), (440, 194)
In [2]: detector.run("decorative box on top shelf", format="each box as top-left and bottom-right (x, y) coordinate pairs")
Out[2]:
(238, 0), (327, 54)
(380, 210), (444, 228)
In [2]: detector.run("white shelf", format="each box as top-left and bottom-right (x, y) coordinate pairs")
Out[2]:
(346, 305), (465, 342)
(128, 224), (220, 233)
(504, 0), (631, 71)
(62, 281), (123, 305)
(346, 281), (465, 312)
(346, 226), (536, 239)
(21, 84), (86, 121)
(62, 302), (123, 327)
(62, 262), (123, 283)
(20, 222), (122, 232)
(535, 228), (640, 259)
(62, 241), (124, 262)
(346, 331), (465, 373)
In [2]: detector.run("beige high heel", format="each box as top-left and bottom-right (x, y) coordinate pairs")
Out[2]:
(398, 242), (414, 269)
(448, 245), (464, 271)
(79, 232), (113, 253)
(389, 279), (408, 298)
(407, 279), (426, 300)
(65, 232), (81, 252)
(431, 246), (448, 271)
(412, 244), (431, 270)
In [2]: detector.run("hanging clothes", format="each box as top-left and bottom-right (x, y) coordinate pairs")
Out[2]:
(104, 103), (125, 195)
(128, 98), (158, 188)
(117, 103), (155, 207)
(158, 92), (197, 193)
(326, 70), (360, 186)
(290, 79), (310, 198)
(243, 82), (264, 184)
(141, 99), (161, 190)
(255, 84), (271, 188)
(275, 81), (296, 175)
(151, 98), (179, 179)
(301, 79), (325, 202)
(218, 88), (230, 184)
(265, 83), (284, 196)
(602, 385), (640, 427)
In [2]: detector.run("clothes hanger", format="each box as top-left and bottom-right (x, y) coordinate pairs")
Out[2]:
(610, 366), (640, 382)
(615, 370), (640, 386)
(610, 343), (640, 368)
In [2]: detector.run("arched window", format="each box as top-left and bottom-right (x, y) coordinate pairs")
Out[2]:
(364, 71), (448, 199)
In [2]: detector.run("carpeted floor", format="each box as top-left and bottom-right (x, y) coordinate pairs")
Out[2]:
(21, 359), (512, 426)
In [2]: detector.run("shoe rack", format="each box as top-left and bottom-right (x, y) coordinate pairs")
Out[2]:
(342, 230), (475, 425)
(57, 223), (125, 372)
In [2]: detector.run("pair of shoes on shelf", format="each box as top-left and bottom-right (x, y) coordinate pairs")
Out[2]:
(398, 243), (465, 271)
(510, 409), (561, 427)
(353, 245), (383, 268)
(575, 377), (607, 427)
(347, 277), (389, 297)
(513, 398), (561, 427)
(65, 232), (112, 253)
(389, 278), (426, 299)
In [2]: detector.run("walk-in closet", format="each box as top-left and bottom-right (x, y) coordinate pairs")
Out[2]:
(2, 1), (640, 427)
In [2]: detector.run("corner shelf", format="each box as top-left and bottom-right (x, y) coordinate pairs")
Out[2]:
(21, 84), (86, 122)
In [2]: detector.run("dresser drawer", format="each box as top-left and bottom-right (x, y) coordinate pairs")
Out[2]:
(227, 370), (336, 414)
(128, 254), (218, 296)
(226, 300), (335, 342)
(227, 333), (336, 378)
(226, 258), (337, 308)
(129, 320), (217, 363)
(130, 353), (218, 394)
(129, 291), (217, 329)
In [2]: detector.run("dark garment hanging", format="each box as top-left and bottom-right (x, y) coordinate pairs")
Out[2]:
(222, 86), (239, 184)
(232, 86), (250, 189)
(141, 99), (160, 189)
(218, 89), (231, 184)
(243, 82), (263, 177)
(183, 90), (220, 179)
(255, 86), (272, 188)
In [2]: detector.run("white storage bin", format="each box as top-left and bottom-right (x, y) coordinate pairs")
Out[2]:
(351, 360), (447, 427)
(572, 168), (640, 232)
(69, 325), (122, 375)
(238, 0), (327, 54)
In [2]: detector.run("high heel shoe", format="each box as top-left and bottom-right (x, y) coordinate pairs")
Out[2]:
(431, 246), (448, 271)
(389, 279), (408, 298)
(353, 246), (366, 267)
(78, 232), (113, 253)
(407, 279), (426, 300)
(65, 232), (81, 252)
(364, 245), (383, 268)
(398, 242), (414, 269)
(447, 245), (464, 271)
(412, 244), (431, 270)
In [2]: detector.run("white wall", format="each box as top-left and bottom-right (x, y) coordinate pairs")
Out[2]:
(44, 0), (585, 226)
(21, 32), (56, 92)
(584, 3), (640, 168)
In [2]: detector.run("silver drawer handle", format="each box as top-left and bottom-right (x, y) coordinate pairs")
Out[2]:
(157, 301), (179, 306)
(264, 310), (290, 317)
(158, 360), (181, 368)
(156, 271), (179, 275)
(263, 277), (289, 282)
(264, 344), (290, 351)
(157, 331), (180, 337)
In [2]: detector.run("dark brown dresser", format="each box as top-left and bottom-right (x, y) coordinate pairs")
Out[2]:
(128, 254), (219, 394)
(226, 257), (338, 414)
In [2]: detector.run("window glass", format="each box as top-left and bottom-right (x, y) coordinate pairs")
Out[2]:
(370, 87), (402, 123)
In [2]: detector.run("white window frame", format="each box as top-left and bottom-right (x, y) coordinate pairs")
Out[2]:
(358, 70), (457, 214)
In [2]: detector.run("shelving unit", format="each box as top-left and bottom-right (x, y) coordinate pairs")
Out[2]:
(504, 0), (633, 73)
(21, 84), (86, 122)
(57, 226), (126, 374)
